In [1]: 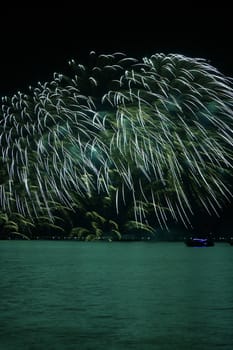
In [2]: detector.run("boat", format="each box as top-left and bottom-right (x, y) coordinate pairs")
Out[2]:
(185, 237), (215, 247)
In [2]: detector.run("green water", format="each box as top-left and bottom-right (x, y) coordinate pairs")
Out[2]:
(0, 241), (232, 349)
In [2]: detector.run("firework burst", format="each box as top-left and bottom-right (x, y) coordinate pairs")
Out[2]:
(0, 52), (233, 228)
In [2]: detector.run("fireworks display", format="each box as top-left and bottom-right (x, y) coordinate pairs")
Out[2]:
(0, 52), (233, 228)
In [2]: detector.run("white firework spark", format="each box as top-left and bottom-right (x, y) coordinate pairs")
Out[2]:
(0, 52), (232, 228)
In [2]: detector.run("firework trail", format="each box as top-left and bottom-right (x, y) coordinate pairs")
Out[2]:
(0, 52), (233, 227)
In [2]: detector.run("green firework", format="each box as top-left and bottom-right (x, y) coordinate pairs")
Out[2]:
(0, 52), (233, 228)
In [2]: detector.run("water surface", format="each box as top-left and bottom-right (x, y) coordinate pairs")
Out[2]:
(0, 241), (232, 349)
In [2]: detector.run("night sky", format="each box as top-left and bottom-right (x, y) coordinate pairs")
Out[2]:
(0, 6), (232, 234)
(0, 7), (232, 95)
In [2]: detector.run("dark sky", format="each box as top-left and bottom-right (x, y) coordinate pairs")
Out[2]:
(0, 6), (232, 232)
(0, 6), (232, 96)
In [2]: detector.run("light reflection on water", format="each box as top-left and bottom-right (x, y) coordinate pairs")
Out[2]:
(0, 241), (232, 349)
